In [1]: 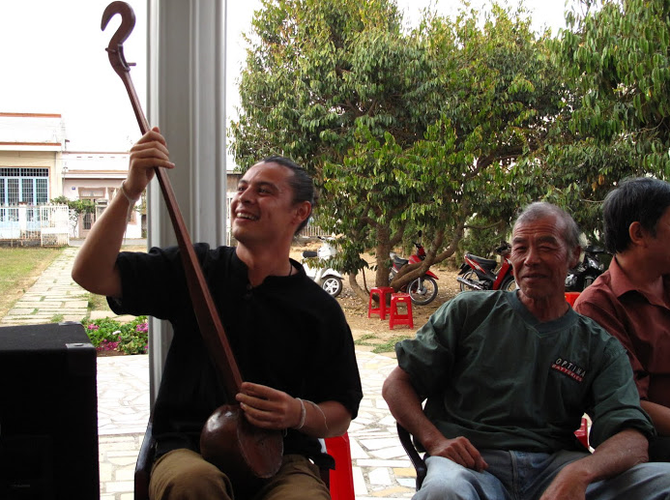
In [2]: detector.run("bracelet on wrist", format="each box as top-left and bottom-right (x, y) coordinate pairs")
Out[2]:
(119, 181), (141, 222)
(293, 398), (307, 430)
(120, 181), (141, 204)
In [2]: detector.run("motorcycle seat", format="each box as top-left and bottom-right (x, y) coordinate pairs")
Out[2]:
(302, 250), (318, 258)
(393, 255), (409, 267)
(466, 254), (498, 270)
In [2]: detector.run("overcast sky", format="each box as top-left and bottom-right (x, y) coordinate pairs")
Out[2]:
(0, 0), (572, 152)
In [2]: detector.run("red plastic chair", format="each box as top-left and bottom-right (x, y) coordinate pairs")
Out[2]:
(575, 416), (590, 449)
(389, 292), (414, 329)
(565, 291), (580, 307)
(325, 433), (355, 500)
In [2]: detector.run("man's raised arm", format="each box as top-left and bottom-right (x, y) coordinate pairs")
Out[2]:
(71, 128), (174, 298)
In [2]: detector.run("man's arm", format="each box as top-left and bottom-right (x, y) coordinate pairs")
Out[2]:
(71, 128), (174, 297)
(382, 366), (487, 471)
(539, 428), (649, 500)
(641, 400), (670, 436)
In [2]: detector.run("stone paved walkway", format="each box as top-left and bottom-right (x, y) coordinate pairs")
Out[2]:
(1, 245), (417, 499)
(0, 246), (90, 326)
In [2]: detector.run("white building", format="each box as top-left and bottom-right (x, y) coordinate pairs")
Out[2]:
(0, 112), (65, 205)
(0, 112), (142, 241)
(62, 152), (143, 239)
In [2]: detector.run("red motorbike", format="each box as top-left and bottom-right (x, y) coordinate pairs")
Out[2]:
(389, 235), (439, 305)
(457, 242), (516, 292)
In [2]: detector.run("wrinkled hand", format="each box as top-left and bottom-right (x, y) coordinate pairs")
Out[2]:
(538, 466), (587, 500)
(427, 436), (488, 472)
(236, 382), (302, 430)
(125, 127), (174, 198)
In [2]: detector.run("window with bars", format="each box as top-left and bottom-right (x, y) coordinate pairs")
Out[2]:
(0, 168), (49, 205)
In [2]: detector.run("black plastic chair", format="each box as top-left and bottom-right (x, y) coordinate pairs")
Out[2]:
(396, 423), (427, 490)
(134, 421), (155, 500)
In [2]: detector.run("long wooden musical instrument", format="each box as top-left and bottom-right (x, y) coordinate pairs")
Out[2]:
(100, 1), (283, 491)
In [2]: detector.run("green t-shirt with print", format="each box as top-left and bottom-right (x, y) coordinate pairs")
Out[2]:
(396, 290), (654, 452)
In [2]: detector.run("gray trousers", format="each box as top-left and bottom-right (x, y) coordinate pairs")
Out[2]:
(415, 450), (670, 500)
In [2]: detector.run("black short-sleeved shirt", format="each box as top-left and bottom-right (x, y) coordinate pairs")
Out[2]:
(109, 244), (362, 463)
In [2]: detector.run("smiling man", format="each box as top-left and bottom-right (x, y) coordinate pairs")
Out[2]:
(72, 128), (362, 500)
(382, 202), (670, 500)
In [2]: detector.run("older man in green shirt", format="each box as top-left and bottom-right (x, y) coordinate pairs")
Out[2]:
(383, 201), (670, 500)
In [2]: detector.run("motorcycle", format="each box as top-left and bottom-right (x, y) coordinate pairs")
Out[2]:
(565, 245), (606, 292)
(389, 235), (439, 305)
(301, 236), (344, 297)
(457, 242), (516, 292)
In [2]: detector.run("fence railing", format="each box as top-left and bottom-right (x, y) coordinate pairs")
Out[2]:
(301, 223), (329, 238)
(0, 205), (71, 246)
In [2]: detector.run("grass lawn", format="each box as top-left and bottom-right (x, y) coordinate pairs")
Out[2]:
(0, 247), (64, 319)
(0, 243), (147, 322)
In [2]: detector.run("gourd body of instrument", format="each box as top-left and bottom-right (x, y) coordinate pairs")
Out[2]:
(201, 405), (285, 493)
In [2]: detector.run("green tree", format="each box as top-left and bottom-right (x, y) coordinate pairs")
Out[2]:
(50, 196), (95, 230)
(231, 0), (567, 300)
(545, 0), (670, 241)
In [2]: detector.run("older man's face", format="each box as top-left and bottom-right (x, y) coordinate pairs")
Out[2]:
(510, 214), (579, 301)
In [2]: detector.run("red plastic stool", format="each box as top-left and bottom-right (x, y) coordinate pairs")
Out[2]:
(565, 291), (580, 307)
(368, 286), (394, 320)
(389, 292), (414, 329)
(325, 433), (355, 500)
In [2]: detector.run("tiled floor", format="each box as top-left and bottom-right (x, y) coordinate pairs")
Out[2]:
(97, 352), (416, 499)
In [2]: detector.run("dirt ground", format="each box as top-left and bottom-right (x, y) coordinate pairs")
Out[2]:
(290, 240), (463, 353)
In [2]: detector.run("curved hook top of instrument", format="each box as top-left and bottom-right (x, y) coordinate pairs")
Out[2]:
(101, 1), (137, 74)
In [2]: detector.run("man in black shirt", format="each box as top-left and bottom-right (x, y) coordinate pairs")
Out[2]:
(72, 128), (362, 499)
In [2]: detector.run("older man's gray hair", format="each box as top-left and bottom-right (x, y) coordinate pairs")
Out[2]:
(514, 202), (581, 250)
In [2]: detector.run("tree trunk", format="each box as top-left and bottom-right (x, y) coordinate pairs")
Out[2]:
(374, 226), (393, 288)
(348, 272), (369, 302)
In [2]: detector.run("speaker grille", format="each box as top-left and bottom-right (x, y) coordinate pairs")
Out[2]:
(0, 323), (99, 499)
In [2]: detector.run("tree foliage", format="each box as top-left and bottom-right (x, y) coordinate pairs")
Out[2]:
(544, 0), (670, 243)
(50, 196), (95, 229)
(50, 196), (95, 215)
(231, 0), (567, 299)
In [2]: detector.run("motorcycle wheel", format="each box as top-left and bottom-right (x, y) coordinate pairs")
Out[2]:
(501, 276), (517, 292)
(322, 276), (343, 298)
(408, 276), (438, 305)
(459, 270), (478, 292)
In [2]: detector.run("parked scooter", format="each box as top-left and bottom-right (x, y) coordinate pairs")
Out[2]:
(565, 245), (606, 292)
(389, 234), (439, 305)
(457, 242), (516, 292)
(301, 236), (344, 297)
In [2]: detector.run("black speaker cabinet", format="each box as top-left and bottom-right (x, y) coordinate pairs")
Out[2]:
(0, 322), (99, 499)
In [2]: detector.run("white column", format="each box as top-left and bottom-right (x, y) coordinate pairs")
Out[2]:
(146, 0), (228, 406)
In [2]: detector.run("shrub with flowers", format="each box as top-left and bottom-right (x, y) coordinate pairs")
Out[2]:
(84, 316), (149, 355)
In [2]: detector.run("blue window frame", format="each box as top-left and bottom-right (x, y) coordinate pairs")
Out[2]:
(0, 168), (49, 205)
